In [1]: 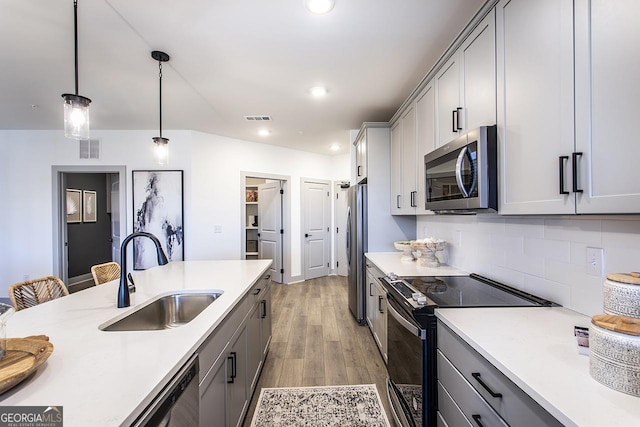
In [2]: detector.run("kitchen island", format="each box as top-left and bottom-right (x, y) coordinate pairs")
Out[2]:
(0, 259), (272, 426)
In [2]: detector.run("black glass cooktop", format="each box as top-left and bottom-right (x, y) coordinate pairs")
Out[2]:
(400, 274), (550, 308)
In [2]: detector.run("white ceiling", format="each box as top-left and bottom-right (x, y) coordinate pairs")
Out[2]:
(0, 0), (485, 155)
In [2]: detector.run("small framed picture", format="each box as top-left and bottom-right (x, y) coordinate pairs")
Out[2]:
(66, 189), (82, 223)
(83, 190), (97, 222)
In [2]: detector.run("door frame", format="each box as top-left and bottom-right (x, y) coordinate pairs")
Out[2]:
(301, 177), (331, 280)
(333, 180), (350, 276)
(241, 172), (291, 284)
(52, 165), (127, 285)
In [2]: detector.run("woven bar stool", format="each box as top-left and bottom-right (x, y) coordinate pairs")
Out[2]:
(91, 261), (121, 285)
(8, 276), (69, 311)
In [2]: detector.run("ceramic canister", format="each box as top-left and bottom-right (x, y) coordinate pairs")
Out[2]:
(603, 273), (640, 319)
(589, 318), (640, 397)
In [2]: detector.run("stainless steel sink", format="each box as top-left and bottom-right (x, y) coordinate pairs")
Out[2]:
(100, 292), (222, 331)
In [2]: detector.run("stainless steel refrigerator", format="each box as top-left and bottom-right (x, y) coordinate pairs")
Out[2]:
(347, 184), (367, 324)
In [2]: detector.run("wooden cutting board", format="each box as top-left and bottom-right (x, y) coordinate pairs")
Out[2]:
(0, 335), (54, 394)
(592, 314), (640, 336)
(606, 272), (640, 285)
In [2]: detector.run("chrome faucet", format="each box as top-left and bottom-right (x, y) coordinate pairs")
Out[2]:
(118, 232), (169, 308)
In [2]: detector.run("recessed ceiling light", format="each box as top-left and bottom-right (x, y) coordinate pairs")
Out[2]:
(310, 86), (328, 97)
(258, 129), (270, 137)
(330, 144), (341, 151)
(305, 0), (335, 14)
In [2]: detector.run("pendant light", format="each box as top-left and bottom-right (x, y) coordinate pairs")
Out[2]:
(61, 0), (91, 140)
(152, 51), (170, 165)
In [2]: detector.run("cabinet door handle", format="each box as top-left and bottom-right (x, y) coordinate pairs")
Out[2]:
(370, 282), (374, 297)
(252, 288), (261, 295)
(456, 107), (463, 131)
(357, 165), (362, 177)
(572, 152), (583, 193)
(227, 352), (237, 383)
(559, 156), (569, 195)
(410, 191), (417, 207)
(378, 295), (384, 313)
(396, 195), (401, 209)
(471, 372), (502, 398)
(472, 415), (484, 427)
(452, 110), (457, 132)
(260, 300), (266, 318)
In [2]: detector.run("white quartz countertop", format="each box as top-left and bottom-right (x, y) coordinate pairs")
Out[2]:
(0, 260), (271, 427)
(365, 252), (468, 277)
(435, 307), (640, 427)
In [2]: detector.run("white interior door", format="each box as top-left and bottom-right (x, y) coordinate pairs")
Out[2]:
(334, 182), (349, 276)
(110, 173), (121, 264)
(258, 181), (283, 283)
(302, 180), (330, 280)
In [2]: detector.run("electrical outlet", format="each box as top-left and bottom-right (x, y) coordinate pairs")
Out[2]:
(214, 225), (222, 233)
(423, 226), (429, 238)
(586, 247), (604, 277)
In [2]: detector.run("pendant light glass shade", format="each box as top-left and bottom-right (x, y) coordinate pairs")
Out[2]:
(151, 51), (170, 165)
(153, 137), (169, 166)
(62, 94), (91, 140)
(62, 0), (91, 140)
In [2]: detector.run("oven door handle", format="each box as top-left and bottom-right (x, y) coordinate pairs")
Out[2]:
(387, 297), (426, 339)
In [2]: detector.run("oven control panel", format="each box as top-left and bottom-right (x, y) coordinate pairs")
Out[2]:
(384, 273), (431, 308)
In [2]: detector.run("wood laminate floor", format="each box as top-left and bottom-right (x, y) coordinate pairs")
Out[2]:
(242, 275), (391, 426)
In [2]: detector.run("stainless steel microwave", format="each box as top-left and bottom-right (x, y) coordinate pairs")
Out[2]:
(424, 125), (497, 212)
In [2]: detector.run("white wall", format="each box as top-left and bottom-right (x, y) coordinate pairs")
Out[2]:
(0, 129), (348, 295)
(417, 215), (640, 316)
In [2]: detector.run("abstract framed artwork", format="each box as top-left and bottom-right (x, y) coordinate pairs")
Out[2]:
(66, 189), (82, 223)
(83, 190), (97, 222)
(132, 170), (184, 270)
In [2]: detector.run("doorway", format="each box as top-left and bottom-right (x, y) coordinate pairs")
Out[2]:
(242, 172), (290, 284)
(52, 166), (126, 290)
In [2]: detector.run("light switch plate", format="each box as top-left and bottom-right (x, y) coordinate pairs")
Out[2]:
(586, 247), (604, 277)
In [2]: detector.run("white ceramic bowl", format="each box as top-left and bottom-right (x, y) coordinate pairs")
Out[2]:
(604, 278), (640, 319)
(394, 241), (412, 252)
(589, 321), (640, 397)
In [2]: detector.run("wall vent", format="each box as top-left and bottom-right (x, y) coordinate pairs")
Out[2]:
(79, 138), (100, 159)
(244, 115), (272, 121)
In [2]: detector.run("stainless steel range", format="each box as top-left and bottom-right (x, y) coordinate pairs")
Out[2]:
(382, 273), (558, 427)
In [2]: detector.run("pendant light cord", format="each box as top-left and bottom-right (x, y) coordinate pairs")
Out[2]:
(158, 61), (163, 139)
(73, 0), (79, 95)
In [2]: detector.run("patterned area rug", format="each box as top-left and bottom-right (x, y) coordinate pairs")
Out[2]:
(250, 384), (391, 427)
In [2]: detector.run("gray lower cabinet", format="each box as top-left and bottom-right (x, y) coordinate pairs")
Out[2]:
(198, 273), (272, 427)
(228, 323), (249, 427)
(437, 321), (562, 427)
(365, 262), (387, 362)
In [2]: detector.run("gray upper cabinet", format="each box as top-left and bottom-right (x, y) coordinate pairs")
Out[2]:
(436, 56), (462, 147)
(436, 9), (496, 148)
(497, 0), (575, 215)
(574, 0), (640, 213)
(355, 130), (368, 183)
(415, 82), (436, 214)
(390, 121), (404, 214)
(499, 0), (640, 215)
(390, 106), (418, 215)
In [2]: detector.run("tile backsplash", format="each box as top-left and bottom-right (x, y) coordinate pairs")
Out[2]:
(417, 215), (640, 316)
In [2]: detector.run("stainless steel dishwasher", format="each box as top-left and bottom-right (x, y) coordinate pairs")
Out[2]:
(133, 354), (199, 426)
